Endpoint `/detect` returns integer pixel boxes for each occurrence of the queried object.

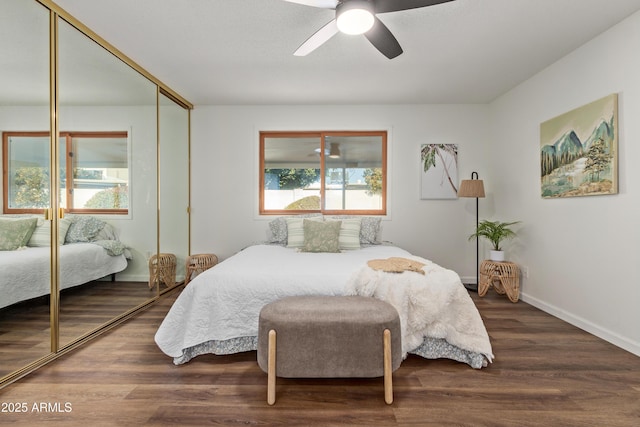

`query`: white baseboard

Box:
[460,275,476,285]
[521,292,640,357]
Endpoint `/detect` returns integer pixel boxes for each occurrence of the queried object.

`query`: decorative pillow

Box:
[0,217,38,250]
[269,214,323,245]
[302,219,342,253]
[65,215,107,243]
[338,218,361,250]
[359,217,382,244]
[285,216,324,248]
[267,217,288,244]
[94,223,119,241]
[332,216,382,245]
[28,218,72,247]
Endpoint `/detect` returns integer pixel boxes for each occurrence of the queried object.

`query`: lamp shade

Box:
[458,179,485,198]
[328,142,341,158]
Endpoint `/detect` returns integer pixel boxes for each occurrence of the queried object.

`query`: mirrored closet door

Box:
[159,92,190,292]
[0,0,53,380]
[56,17,160,348]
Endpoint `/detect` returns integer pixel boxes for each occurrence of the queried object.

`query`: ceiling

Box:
[43,0,640,105]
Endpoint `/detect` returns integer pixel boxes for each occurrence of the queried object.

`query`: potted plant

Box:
[469,220,520,261]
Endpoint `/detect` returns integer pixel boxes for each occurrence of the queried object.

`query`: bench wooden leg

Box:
[383,328,393,404]
[266,327,394,405]
[267,329,277,405]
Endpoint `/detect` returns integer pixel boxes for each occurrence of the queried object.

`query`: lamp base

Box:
[463,282,478,292]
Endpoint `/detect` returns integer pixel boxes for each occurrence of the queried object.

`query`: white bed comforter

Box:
[1,243,128,309]
[345,257,494,362]
[155,244,492,364]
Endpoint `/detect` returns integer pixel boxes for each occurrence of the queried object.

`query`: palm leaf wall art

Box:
[420,144,458,199]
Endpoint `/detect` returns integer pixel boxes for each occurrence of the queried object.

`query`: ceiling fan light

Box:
[336,1,375,35]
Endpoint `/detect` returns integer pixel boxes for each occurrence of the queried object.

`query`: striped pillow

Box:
[286,216,324,248]
[338,218,361,250]
[28,218,72,247]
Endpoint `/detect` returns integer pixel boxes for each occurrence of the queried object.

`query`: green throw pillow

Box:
[0,217,38,250]
[286,216,324,248]
[302,219,342,253]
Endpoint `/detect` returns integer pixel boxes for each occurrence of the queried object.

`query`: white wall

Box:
[190,104,490,280]
[488,11,640,355]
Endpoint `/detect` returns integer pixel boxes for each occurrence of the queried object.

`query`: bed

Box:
[155,240,494,369]
[0,214,129,310]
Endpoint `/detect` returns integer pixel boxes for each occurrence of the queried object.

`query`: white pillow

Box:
[338,218,361,250]
[332,216,382,245]
[286,216,323,248]
[28,218,72,247]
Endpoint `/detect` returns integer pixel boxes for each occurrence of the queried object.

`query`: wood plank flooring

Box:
[0,281,154,378]
[0,288,638,426]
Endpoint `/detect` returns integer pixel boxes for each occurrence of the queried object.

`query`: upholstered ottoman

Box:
[257,295,402,405]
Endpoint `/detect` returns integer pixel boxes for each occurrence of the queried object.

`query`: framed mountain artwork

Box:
[420,144,458,199]
[540,94,618,198]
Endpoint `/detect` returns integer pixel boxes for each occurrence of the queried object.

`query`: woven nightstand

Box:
[185,253,218,285]
[148,253,177,289]
[479,260,520,303]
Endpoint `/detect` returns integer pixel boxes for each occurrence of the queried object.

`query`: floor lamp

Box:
[458,172,485,292]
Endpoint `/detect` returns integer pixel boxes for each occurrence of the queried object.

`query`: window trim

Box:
[2,130,129,215]
[259,130,387,216]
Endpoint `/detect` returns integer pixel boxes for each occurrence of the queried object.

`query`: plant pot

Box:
[489,250,505,262]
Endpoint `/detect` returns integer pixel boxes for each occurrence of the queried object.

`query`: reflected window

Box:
[3,131,129,214]
[260,131,386,215]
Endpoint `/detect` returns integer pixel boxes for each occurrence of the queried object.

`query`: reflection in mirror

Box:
[0,0,52,380]
[159,93,189,291]
[57,17,158,348]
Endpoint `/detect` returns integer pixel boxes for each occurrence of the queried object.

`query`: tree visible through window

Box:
[259,131,386,215]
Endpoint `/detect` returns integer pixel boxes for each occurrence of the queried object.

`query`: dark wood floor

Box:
[0,281,155,378]
[0,288,638,426]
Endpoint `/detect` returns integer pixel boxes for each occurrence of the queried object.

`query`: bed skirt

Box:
[172,336,488,369]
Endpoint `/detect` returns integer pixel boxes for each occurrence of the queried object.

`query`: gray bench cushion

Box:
[257,295,402,378]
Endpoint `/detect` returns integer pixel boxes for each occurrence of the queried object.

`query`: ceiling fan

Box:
[284,0,456,59]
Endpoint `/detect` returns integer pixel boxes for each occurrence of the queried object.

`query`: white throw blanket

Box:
[345,256,494,363]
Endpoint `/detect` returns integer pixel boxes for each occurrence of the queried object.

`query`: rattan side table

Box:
[479,260,520,303]
[185,253,218,285]
[148,253,177,289]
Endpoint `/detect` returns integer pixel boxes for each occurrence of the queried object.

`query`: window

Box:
[260,131,386,215]
[3,131,129,214]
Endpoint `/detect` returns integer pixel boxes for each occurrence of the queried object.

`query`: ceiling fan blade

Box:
[364,17,403,59]
[294,19,339,56]
[373,0,456,14]
[283,0,338,9]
